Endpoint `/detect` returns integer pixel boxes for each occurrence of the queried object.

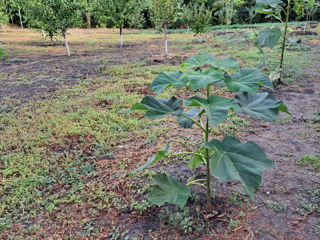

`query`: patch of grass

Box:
[0,47,9,60]
[265,200,287,212]
[297,155,320,170]
[159,207,199,234]
[230,192,249,206]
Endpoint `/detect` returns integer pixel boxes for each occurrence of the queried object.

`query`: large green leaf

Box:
[185,95,241,127]
[150,71,188,95]
[235,92,289,121]
[184,68,224,90]
[178,107,202,129]
[225,68,273,92]
[148,174,191,208]
[212,56,239,72]
[256,0,283,8]
[183,52,239,72]
[133,96,184,119]
[182,55,210,68]
[130,145,169,174]
[199,51,216,61]
[188,147,209,169]
[255,0,283,14]
[255,27,281,50]
[205,136,274,196]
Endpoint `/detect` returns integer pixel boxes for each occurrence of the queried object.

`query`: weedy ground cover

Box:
[0,23,319,239]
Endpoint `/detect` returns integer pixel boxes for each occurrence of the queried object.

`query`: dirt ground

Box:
[0,27,319,239]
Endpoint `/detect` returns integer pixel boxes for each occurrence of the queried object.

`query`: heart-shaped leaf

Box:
[205,136,274,197]
[184,68,224,90]
[178,107,202,129]
[148,174,191,208]
[199,51,217,61]
[226,68,273,92]
[150,71,188,95]
[131,144,169,174]
[255,27,281,50]
[182,55,210,68]
[134,96,184,119]
[212,56,239,72]
[235,92,289,121]
[183,52,239,72]
[185,95,241,127]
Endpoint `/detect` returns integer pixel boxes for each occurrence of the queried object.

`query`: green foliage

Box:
[255,0,292,83]
[205,136,274,197]
[148,174,191,208]
[132,52,289,208]
[298,155,320,170]
[96,0,141,29]
[0,47,8,60]
[0,0,9,26]
[181,4,193,30]
[293,0,307,19]
[190,2,211,39]
[293,0,320,20]
[265,200,287,211]
[25,0,84,39]
[151,0,180,28]
[254,27,282,52]
[159,207,195,233]
[214,0,244,26]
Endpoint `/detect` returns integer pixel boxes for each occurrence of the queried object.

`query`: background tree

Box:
[214,0,244,28]
[191,2,211,42]
[0,0,9,31]
[80,0,97,29]
[181,4,193,32]
[294,0,320,30]
[97,0,141,46]
[25,0,83,56]
[151,0,180,56]
[6,0,26,28]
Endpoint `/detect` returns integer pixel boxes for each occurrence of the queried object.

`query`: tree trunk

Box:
[18,9,23,29]
[304,15,308,31]
[86,13,91,29]
[120,27,123,46]
[41,30,46,39]
[62,31,70,57]
[164,24,168,57]
[1,24,5,32]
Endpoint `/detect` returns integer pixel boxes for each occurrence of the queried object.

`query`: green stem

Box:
[279,0,291,84]
[180,114,206,132]
[187,178,206,186]
[170,152,205,158]
[205,86,211,206]
[227,111,237,119]
[219,88,228,96]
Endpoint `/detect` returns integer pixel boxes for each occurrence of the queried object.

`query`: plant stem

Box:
[170,152,205,158]
[181,114,206,132]
[187,178,206,186]
[279,0,291,84]
[205,86,211,206]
